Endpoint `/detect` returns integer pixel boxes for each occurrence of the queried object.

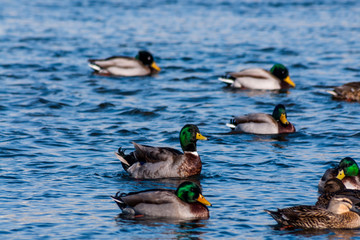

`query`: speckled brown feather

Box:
[266,205,360,229]
[330,82,360,102]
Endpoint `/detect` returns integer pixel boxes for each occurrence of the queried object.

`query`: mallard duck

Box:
[318,168,338,193]
[115,124,207,179]
[265,195,360,229]
[226,104,295,134]
[88,50,161,76]
[316,178,360,208]
[218,63,295,90]
[319,157,360,192]
[327,82,360,102]
[111,181,211,219]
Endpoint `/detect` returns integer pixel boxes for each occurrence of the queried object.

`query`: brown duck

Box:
[265,195,360,229]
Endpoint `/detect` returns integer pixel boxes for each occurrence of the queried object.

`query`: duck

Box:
[88,50,161,76]
[318,157,360,192]
[226,104,296,134]
[218,63,295,90]
[111,181,211,219]
[327,82,360,102]
[318,168,338,193]
[265,195,360,229]
[115,124,208,179]
[316,178,360,209]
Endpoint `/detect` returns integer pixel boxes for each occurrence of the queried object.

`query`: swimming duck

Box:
[316,178,360,208]
[115,124,207,179]
[327,82,360,102]
[319,157,360,192]
[218,63,295,90]
[111,181,211,219]
[265,196,360,229]
[88,50,161,76]
[226,104,296,134]
[318,168,338,193]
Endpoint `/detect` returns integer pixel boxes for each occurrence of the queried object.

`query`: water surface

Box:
[1,0,360,239]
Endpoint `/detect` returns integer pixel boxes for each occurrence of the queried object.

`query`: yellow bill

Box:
[284,76,296,87]
[151,62,161,72]
[280,113,290,125]
[336,170,346,180]
[196,133,208,140]
[197,193,212,206]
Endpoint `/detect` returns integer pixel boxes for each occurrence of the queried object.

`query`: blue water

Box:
[1,0,360,239]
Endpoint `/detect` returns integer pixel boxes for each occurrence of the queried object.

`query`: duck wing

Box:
[132,142,183,163]
[114,189,177,207]
[228,113,278,134]
[229,68,281,89]
[89,56,142,69]
[233,113,277,125]
[229,68,272,79]
[265,206,333,228]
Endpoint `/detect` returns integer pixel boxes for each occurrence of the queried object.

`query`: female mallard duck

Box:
[319,157,360,192]
[218,63,295,90]
[265,195,360,229]
[226,104,295,134]
[316,178,360,208]
[88,50,161,76]
[111,181,211,219]
[115,124,208,179]
[327,82,360,102]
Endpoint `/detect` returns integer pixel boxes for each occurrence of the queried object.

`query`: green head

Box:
[179,124,207,152]
[272,104,290,125]
[336,157,359,179]
[270,63,295,87]
[175,181,211,206]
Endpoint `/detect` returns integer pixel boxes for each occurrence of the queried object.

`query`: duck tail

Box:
[226,118,237,129]
[115,147,138,171]
[88,62,101,72]
[326,90,338,97]
[115,147,130,165]
[264,209,284,224]
[218,74,235,85]
[111,191,127,210]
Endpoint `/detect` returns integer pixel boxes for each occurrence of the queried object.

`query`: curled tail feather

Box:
[115,147,130,166]
[226,118,237,129]
[111,191,127,209]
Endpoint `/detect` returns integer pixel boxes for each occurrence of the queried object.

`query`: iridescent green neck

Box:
[179,124,198,152]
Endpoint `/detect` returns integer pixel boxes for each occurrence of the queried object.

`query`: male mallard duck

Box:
[115,124,207,179]
[218,63,295,90]
[265,196,360,229]
[88,50,161,76]
[316,178,360,208]
[327,82,360,102]
[226,104,295,134]
[319,157,360,192]
[111,181,211,219]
